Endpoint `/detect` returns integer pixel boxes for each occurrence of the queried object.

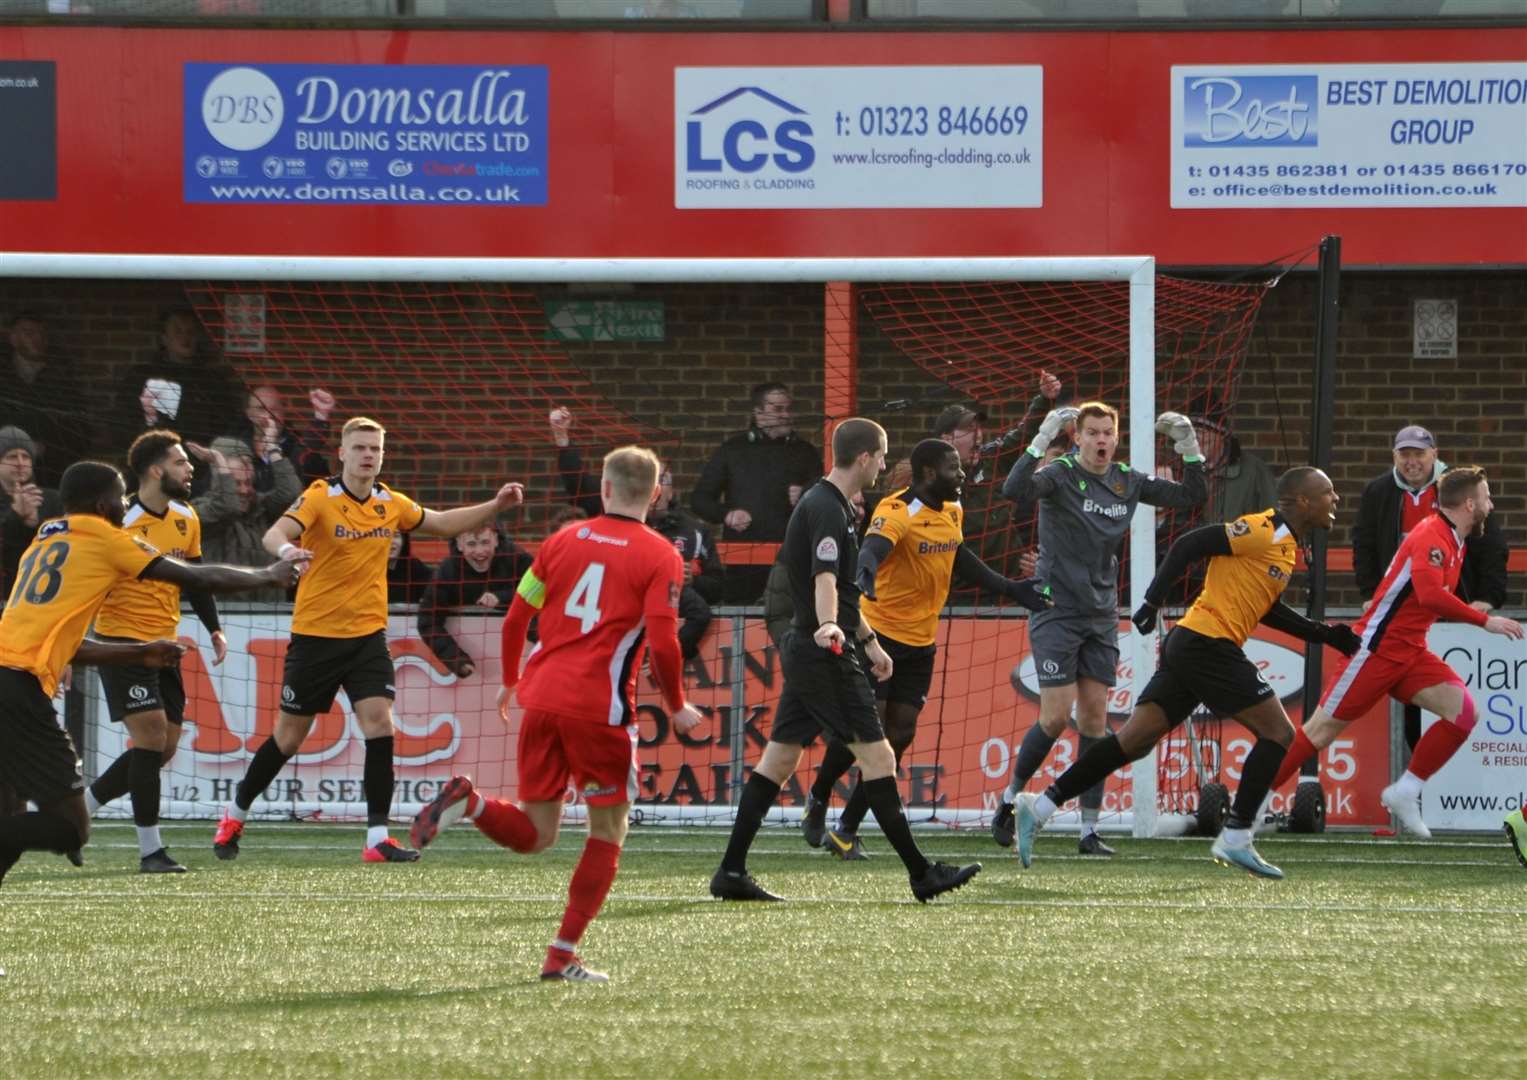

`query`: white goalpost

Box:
[0,252,1161,836]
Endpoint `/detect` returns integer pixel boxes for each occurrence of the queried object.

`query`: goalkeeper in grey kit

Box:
[990,401,1207,853]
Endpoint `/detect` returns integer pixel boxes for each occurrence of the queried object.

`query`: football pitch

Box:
[4,821,1524,1080]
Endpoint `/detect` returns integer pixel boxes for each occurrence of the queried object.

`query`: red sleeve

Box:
[500,594,536,688]
[645,613,687,714]
[1409,539,1489,627]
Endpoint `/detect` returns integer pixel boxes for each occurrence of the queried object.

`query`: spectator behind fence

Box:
[229,383,336,488]
[114,307,242,448]
[1194,415,1278,524]
[387,531,433,607]
[417,525,533,679]
[189,436,303,606]
[1353,424,1510,753]
[690,382,821,603]
[1,310,88,485]
[551,407,721,657]
[0,425,63,598]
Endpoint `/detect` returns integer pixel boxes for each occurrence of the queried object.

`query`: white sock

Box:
[228,802,248,823]
[84,788,100,815]
[366,824,390,848]
[1034,793,1058,823]
[1220,826,1252,846]
[137,824,163,857]
[1003,779,1021,803]
[1394,772,1424,799]
[1080,809,1099,837]
[463,793,483,821]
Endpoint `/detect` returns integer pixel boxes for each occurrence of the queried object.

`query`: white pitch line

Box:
[3,889,1525,917]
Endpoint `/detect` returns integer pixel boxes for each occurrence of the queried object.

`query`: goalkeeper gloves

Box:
[1155,411,1203,461]
[1324,623,1362,657]
[1029,406,1079,457]
[1131,601,1159,635]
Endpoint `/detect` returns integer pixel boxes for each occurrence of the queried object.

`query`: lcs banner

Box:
[1171,62,1527,209]
[0,61,56,201]
[674,66,1042,209]
[184,63,548,206]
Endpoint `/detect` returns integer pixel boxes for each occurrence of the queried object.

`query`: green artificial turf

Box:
[4,822,1524,1079]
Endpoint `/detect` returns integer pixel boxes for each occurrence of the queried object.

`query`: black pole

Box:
[1300,235,1341,780]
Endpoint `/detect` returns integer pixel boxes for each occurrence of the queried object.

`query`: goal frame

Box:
[0,252,1161,837]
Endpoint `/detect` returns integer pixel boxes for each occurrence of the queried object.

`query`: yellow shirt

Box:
[96,497,201,641]
[860,490,963,648]
[0,514,161,696]
[284,477,425,638]
[1177,509,1297,646]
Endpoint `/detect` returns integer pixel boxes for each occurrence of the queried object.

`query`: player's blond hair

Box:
[603,445,662,503]
[342,417,386,440]
[1075,401,1118,429]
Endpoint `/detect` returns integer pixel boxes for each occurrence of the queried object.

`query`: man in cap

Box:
[1352,424,1509,753]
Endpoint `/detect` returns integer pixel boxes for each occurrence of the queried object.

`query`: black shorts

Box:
[873,633,937,708]
[281,631,395,716]
[96,635,187,725]
[1137,625,1277,727]
[0,667,84,806]
[770,628,886,747]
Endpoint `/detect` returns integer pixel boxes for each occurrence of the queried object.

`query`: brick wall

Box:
[2,270,1520,607]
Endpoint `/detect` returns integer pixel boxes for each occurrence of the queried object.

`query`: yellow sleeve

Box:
[865,498,911,547]
[284,484,323,535]
[107,528,162,579]
[187,512,202,560]
[1225,513,1275,557]
[393,489,426,532]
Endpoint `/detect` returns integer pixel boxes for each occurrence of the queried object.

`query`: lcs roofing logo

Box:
[1182,74,1317,148]
[683,86,815,175]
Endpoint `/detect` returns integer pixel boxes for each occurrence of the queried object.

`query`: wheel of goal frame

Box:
[1288,778,1327,834]
[1196,782,1231,837]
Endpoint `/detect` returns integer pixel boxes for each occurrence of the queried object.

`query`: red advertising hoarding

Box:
[1,25,1523,267]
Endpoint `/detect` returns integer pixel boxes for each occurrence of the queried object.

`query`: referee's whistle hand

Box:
[1131,603,1158,635]
[813,623,845,651]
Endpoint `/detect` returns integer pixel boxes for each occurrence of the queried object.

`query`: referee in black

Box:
[709,418,981,903]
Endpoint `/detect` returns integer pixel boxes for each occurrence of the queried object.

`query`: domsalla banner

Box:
[80,611,1401,829]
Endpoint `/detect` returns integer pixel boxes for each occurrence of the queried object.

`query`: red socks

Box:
[473,797,538,853]
[1407,719,1468,781]
[1272,728,1318,790]
[548,837,621,962]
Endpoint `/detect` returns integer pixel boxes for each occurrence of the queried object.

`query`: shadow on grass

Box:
[193,979,550,1012]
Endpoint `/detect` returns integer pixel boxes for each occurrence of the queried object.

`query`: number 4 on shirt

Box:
[566,562,605,633]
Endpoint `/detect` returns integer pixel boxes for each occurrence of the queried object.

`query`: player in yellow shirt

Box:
[1012,467,1359,879]
[0,461,304,888]
[800,439,1050,859]
[213,416,524,863]
[85,431,230,874]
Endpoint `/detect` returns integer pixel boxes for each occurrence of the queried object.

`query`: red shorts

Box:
[1321,647,1463,722]
[516,708,638,807]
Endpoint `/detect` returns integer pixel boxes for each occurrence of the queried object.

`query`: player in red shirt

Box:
[1271,467,1523,836]
[410,446,702,984]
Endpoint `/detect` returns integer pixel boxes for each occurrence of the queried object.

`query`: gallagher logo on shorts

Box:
[1182,74,1317,148]
[128,684,150,702]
